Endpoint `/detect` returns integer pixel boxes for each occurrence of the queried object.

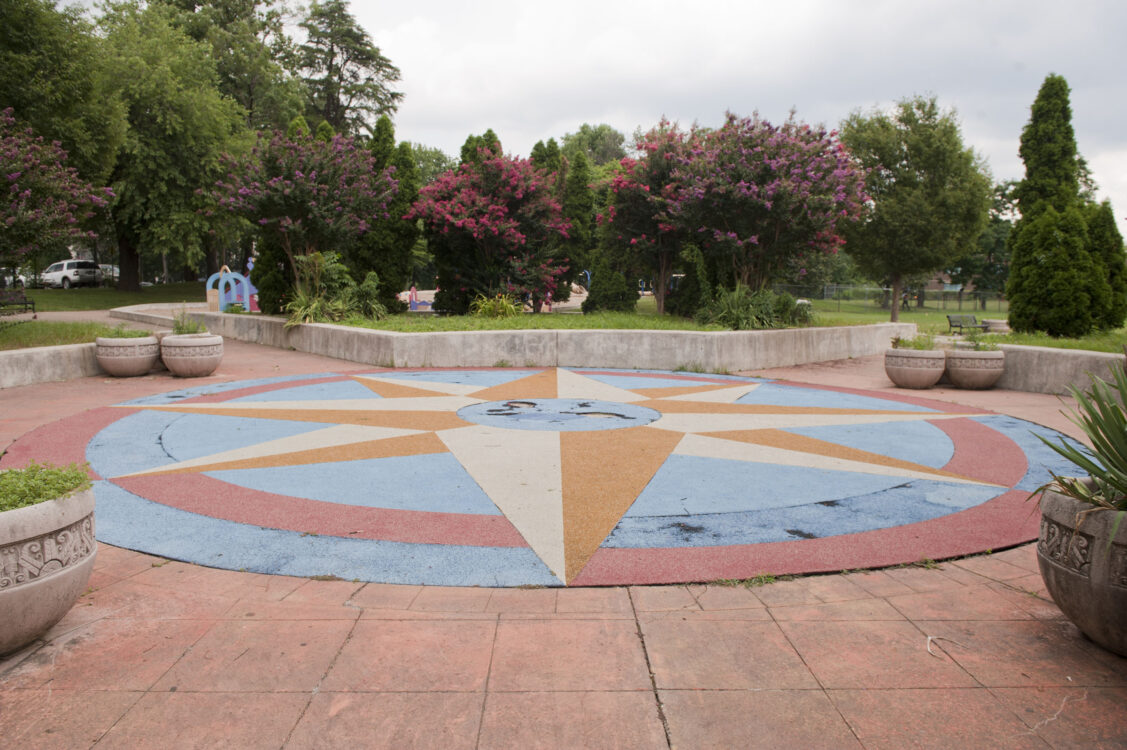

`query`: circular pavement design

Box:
[8,367,1080,587]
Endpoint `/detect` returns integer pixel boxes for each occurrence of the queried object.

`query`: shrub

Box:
[0,461,91,512]
[695,286,809,330]
[469,293,521,318]
[581,253,638,314]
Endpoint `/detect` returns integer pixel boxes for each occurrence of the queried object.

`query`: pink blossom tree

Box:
[1,108,111,274]
[599,121,689,315]
[210,129,398,277]
[670,112,868,291]
[408,149,570,314]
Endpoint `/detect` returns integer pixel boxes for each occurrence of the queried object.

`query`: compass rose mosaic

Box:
[15,367,1079,586]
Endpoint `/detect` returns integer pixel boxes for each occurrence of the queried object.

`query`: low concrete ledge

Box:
[116,305,915,372]
[0,343,100,388]
[996,344,1125,395]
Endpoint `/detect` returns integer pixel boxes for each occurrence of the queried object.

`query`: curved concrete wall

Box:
[123,307,916,373]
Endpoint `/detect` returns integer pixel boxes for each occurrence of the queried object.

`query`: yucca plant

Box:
[1035,365,1127,517]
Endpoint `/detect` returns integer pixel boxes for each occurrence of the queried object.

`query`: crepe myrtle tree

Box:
[407,150,571,314]
[209,128,398,283]
[600,121,688,315]
[1,108,111,270]
[670,112,868,292]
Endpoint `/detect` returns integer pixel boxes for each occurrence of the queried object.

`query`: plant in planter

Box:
[161,310,223,377]
[94,324,159,377]
[884,334,946,389]
[0,461,96,655]
[945,332,1005,390]
[1033,366,1127,656]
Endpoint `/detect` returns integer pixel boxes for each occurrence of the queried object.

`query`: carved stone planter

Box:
[1037,489,1127,656]
[0,488,96,655]
[94,335,160,377]
[884,348,946,389]
[160,333,224,377]
[945,349,1005,390]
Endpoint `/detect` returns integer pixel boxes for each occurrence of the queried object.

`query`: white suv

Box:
[42,260,103,288]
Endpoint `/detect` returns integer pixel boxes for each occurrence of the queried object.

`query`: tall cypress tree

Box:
[1007,74,1113,335]
[1085,200,1127,329]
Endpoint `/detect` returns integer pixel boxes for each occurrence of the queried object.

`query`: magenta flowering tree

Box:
[599,121,689,315]
[211,129,398,276]
[670,112,868,291]
[1,109,111,272]
[407,151,570,314]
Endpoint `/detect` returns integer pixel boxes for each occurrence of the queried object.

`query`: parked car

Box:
[1,271,27,289]
[99,264,119,284]
[41,260,102,288]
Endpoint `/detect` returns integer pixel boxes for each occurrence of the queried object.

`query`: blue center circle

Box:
[457,398,662,432]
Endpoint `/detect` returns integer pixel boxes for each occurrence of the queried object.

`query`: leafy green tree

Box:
[840,96,992,322]
[1007,74,1113,335]
[410,142,457,184]
[562,123,626,166]
[948,182,1015,308]
[101,1,250,291]
[0,0,125,184]
[157,0,305,132]
[298,0,402,135]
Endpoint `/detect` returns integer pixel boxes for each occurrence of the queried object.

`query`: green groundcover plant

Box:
[0,461,91,512]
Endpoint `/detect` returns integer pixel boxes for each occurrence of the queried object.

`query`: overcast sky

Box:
[354,0,1126,217]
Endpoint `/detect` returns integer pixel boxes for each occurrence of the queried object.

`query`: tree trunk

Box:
[116,223,142,292]
[890,273,903,323]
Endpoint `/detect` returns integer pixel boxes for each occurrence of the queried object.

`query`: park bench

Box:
[946,313,987,335]
[0,289,35,316]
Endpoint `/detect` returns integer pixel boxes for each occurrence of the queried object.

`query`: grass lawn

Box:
[0,321,151,351]
[22,282,206,312]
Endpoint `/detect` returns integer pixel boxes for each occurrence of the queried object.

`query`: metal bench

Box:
[946,314,988,335]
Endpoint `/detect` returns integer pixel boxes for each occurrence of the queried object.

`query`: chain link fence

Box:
[773,284,1008,315]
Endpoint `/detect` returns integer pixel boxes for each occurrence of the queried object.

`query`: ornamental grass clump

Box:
[1035,366,1127,515]
[0,461,91,512]
[469,293,521,318]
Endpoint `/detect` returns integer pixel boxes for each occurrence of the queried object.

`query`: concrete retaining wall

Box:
[0,343,100,388]
[129,307,915,373]
[996,344,1126,395]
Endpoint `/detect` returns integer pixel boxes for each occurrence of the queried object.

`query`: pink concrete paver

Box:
[2,322,1125,748]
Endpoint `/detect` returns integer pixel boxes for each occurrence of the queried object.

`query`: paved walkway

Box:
[2,319,1126,747]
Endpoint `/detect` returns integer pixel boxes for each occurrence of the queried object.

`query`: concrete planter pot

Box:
[94,335,160,377]
[884,348,946,389]
[161,333,224,377]
[0,488,97,655]
[1037,489,1127,657]
[945,349,1005,390]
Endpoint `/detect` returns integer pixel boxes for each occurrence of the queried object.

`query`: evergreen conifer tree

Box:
[1007,74,1113,335]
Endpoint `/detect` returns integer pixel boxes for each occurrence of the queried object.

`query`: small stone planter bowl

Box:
[0,487,97,655]
[945,349,1005,389]
[884,348,946,389]
[94,335,160,377]
[160,333,224,377]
